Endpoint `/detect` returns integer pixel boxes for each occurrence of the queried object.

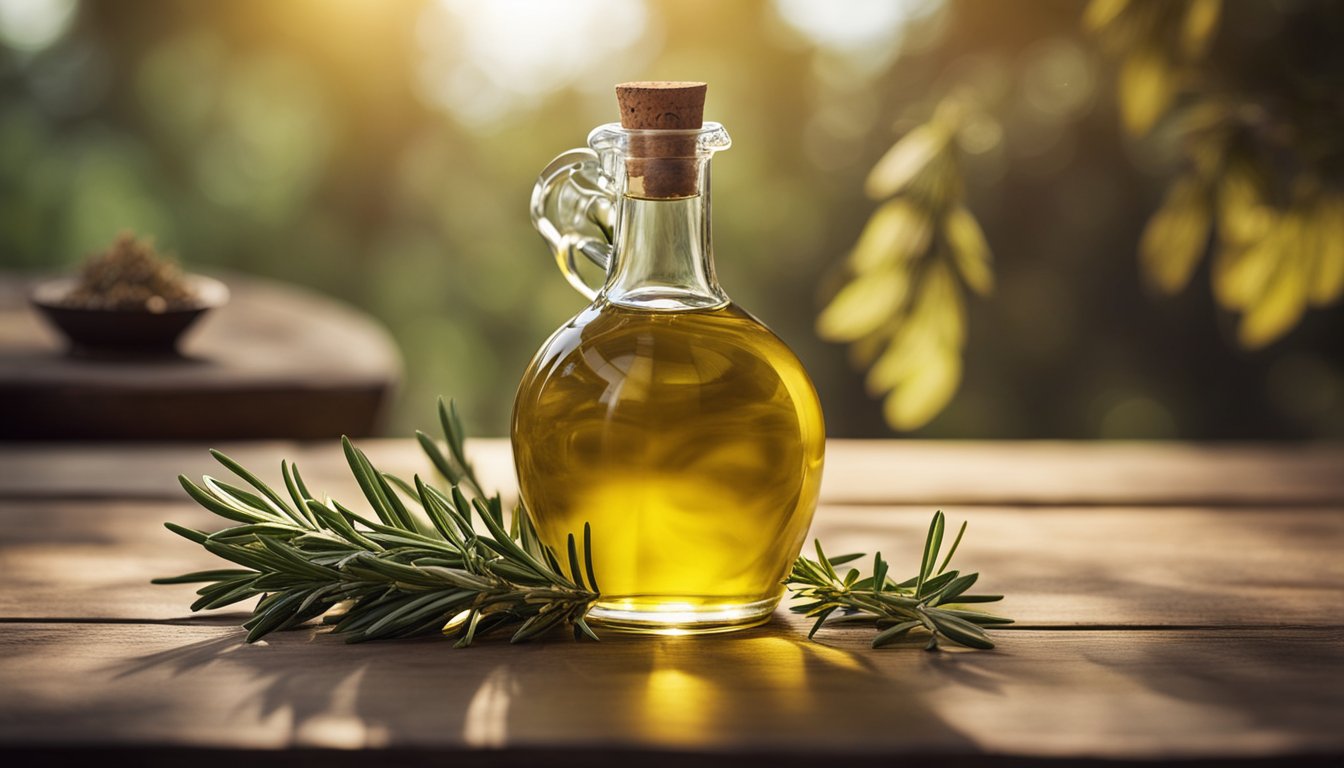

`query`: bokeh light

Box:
[416,0,651,129]
[1021,38,1096,121]
[0,0,76,53]
[773,0,941,52]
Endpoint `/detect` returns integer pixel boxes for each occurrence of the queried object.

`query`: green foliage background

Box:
[2,0,1341,439]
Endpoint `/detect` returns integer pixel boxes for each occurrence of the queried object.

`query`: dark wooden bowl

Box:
[30,275,229,354]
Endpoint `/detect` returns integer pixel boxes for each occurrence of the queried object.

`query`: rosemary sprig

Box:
[785,510,1012,650]
[154,398,599,645]
[158,398,1009,650]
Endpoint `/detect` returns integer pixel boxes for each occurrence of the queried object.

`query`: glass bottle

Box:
[513,82,825,633]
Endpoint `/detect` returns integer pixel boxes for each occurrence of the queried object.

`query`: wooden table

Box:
[2,440,1342,766]
[0,274,400,439]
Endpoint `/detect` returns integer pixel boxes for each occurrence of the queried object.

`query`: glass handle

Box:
[530,149,616,301]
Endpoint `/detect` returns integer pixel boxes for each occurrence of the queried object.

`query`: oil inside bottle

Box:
[512,301,825,632]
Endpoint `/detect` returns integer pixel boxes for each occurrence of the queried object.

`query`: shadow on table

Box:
[107,615,984,755]
[1082,627,1344,743]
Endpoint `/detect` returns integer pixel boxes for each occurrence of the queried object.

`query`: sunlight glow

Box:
[640,667,716,742]
[0,0,76,52]
[773,0,941,50]
[416,0,649,129]
[463,667,516,747]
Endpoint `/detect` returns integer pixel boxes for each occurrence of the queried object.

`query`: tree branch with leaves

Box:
[1089,0,1344,348]
[821,0,1343,431]
[817,95,993,431]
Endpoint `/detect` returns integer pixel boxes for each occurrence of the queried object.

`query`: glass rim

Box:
[587,121,732,155]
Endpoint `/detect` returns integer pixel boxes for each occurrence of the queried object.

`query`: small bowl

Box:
[30,274,229,354]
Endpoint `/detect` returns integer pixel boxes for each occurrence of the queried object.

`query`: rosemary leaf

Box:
[784,511,1011,651]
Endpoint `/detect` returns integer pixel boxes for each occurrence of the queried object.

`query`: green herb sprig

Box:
[158,398,1009,650]
[155,399,599,645]
[787,512,1012,650]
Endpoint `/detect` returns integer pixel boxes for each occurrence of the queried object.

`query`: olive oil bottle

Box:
[514,82,825,633]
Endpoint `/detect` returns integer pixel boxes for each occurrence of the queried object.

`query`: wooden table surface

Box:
[2,439,1342,767]
[0,274,400,439]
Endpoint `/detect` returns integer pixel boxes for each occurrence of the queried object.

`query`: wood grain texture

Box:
[0,274,400,439]
[2,439,1342,765]
[3,438,1342,505]
[1,622,1340,763]
[818,440,1344,506]
[2,499,1341,627]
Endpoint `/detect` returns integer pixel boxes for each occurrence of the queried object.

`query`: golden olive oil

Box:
[512,301,825,632]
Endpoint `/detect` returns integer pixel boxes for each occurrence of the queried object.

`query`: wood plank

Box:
[0,622,1339,763]
[0,499,243,623]
[0,440,498,502]
[3,439,1343,506]
[819,440,1344,506]
[4,499,1341,627]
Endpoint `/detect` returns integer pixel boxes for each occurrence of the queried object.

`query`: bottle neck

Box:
[600,163,728,311]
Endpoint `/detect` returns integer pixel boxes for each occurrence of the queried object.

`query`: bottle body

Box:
[519,102,825,632]
[512,301,824,632]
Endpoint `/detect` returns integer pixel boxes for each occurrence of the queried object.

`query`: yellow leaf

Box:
[864,124,948,200]
[865,320,940,395]
[1118,48,1174,137]
[944,206,994,296]
[913,260,966,347]
[850,199,932,271]
[882,348,962,431]
[816,268,908,343]
[1139,175,1210,294]
[1238,217,1307,349]
[1083,0,1130,33]
[862,261,965,397]
[1308,195,1344,306]
[1181,0,1222,59]
[1213,234,1277,311]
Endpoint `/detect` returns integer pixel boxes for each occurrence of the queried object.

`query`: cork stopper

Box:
[616,81,706,129]
[615,81,707,199]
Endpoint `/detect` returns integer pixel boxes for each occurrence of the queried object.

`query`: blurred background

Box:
[1,0,1341,440]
